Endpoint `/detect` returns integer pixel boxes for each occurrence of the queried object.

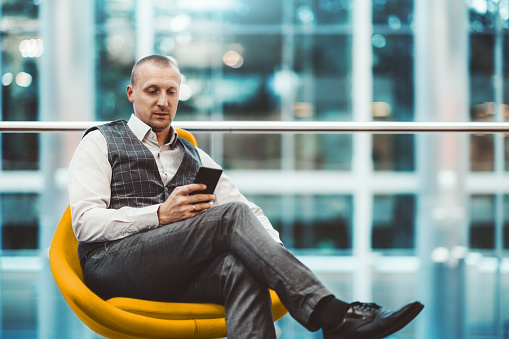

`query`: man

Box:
[68,54,423,338]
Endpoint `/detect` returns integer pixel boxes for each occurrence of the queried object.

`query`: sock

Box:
[309,295,350,332]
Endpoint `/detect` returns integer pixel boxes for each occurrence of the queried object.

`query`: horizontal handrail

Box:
[1,121,509,133]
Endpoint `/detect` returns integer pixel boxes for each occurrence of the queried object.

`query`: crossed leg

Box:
[81,201,331,335]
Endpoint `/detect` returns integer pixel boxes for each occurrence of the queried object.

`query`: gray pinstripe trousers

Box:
[79,201,331,338]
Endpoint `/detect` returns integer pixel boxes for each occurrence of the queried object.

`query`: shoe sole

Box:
[375,302,424,339]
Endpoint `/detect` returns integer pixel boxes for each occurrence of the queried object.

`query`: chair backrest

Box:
[175,128,198,147]
[51,206,83,279]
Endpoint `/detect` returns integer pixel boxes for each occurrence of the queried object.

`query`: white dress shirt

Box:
[68,115,281,244]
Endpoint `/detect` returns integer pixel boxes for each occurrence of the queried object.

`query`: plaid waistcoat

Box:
[85,120,201,209]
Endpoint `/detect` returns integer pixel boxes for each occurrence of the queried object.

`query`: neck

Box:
[154,129,170,146]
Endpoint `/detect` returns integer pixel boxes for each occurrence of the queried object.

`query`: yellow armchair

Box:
[49,128,288,338]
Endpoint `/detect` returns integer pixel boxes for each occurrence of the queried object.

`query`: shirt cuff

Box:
[135,204,160,230]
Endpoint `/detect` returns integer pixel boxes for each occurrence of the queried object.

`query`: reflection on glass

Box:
[372,194,415,250]
[469,194,495,250]
[2,1,38,18]
[471,134,494,171]
[292,194,352,251]
[373,0,413,26]
[295,134,352,170]
[244,194,282,229]
[505,195,509,249]
[2,34,40,170]
[95,33,135,121]
[95,1,135,121]
[245,194,352,252]
[1,134,40,171]
[223,134,281,169]
[372,134,414,171]
[468,44,496,170]
[294,0,351,25]
[295,35,352,121]
[1,193,39,250]
[372,35,414,121]
[222,35,282,120]
[468,0,499,32]
[223,0,283,25]
[372,33,415,172]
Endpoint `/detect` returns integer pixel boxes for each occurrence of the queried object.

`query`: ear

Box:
[126,85,134,103]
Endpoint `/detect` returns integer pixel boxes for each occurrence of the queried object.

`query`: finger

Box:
[187,183,207,194]
[189,194,215,204]
[190,201,214,214]
[175,184,207,195]
[196,201,214,211]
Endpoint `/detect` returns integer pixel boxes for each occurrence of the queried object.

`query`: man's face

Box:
[126,62,181,133]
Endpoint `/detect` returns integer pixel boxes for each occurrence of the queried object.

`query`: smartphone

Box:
[190,167,223,195]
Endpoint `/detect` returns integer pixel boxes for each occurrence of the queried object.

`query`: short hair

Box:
[130,55,179,86]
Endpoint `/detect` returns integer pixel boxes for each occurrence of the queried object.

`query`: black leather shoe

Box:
[323,301,424,339]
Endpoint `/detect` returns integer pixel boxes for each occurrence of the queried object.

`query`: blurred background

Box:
[1,0,509,338]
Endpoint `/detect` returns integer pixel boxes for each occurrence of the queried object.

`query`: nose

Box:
[157,92,168,107]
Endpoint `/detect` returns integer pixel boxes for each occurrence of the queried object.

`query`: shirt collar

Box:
[127,114,178,148]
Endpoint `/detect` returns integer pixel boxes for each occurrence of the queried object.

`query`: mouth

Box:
[153,112,169,117]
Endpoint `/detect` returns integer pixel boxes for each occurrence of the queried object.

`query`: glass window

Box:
[160,37,219,120]
[223,0,283,25]
[1,134,39,171]
[1,3,41,170]
[467,3,509,173]
[95,0,135,121]
[372,194,416,250]
[372,35,414,122]
[372,134,414,171]
[243,194,283,230]
[223,134,281,170]
[95,33,134,121]
[293,32,353,170]
[504,194,509,249]
[372,4,415,172]
[469,194,495,250]
[294,0,351,26]
[295,134,352,170]
[503,33,509,170]
[1,193,39,250]
[292,194,352,252]
[246,194,352,252]
[294,34,352,121]
[373,0,413,27]
[222,35,283,120]
[469,33,495,172]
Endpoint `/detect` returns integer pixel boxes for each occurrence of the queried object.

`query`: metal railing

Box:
[1,121,509,133]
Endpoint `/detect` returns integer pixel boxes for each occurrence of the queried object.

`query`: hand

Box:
[157,184,215,225]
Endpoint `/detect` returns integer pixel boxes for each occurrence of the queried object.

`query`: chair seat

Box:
[107,289,285,321]
[107,298,226,321]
